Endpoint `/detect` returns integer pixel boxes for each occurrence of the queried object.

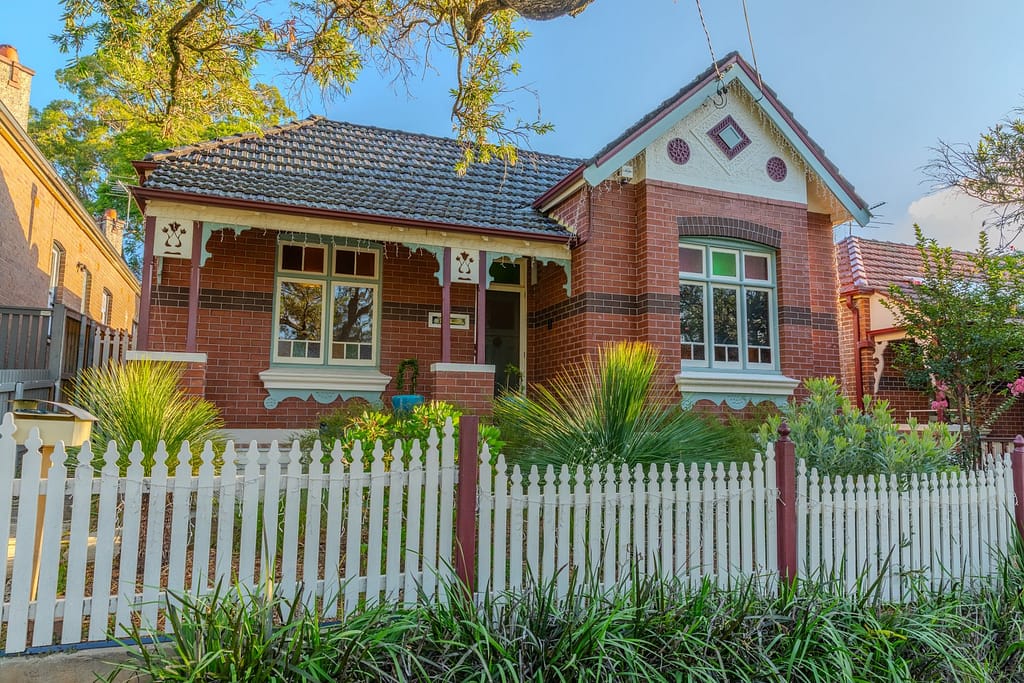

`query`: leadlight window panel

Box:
[334,248,377,279]
[280,244,326,274]
[330,284,376,363]
[744,253,770,282]
[275,279,325,362]
[679,246,704,275]
[679,283,707,361]
[711,250,738,278]
[712,286,741,364]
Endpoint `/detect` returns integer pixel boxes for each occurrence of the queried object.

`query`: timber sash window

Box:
[273,240,380,366]
[679,241,777,370]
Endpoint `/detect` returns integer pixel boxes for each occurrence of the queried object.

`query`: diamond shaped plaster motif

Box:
[707,115,751,160]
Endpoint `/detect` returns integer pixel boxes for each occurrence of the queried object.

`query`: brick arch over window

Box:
[677,217,781,249]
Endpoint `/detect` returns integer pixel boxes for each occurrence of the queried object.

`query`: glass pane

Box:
[744,254,769,281]
[679,283,706,361]
[303,247,324,273]
[332,285,375,360]
[679,246,704,274]
[489,261,521,285]
[713,287,739,363]
[335,249,356,276]
[746,289,772,364]
[277,282,323,355]
[281,245,303,271]
[356,252,376,277]
[711,251,737,277]
[719,125,742,148]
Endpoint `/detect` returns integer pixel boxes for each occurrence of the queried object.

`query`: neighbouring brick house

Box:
[130,52,872,439]
[0,45,138,329]
[836,236,1024,437]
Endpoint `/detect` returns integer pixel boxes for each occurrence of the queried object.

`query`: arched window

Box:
[48,242,65,307]
[79,266,91,315]
[679,239,778,371]
[101,289,113,326]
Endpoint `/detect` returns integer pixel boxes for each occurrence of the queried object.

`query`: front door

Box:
[485,289,522,394]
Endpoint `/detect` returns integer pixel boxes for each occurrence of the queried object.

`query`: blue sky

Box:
[7,1,1024,248]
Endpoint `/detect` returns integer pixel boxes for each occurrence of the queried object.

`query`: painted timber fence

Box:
[0,305,133,413]
[0,414,1022,654]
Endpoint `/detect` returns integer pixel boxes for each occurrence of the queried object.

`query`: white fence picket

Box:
[0,410,1021,655]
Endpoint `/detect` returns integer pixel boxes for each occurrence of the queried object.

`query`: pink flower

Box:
[1008,377,1024,397]
[934,381,949,393]
[930,399,948,411]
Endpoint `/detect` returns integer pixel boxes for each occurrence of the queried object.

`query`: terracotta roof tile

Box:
[836,236,975,293]
[142,117,583,236]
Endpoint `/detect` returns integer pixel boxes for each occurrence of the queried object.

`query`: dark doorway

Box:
[485,289,521,394]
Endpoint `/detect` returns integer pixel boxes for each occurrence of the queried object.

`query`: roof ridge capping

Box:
[144,115,326,161]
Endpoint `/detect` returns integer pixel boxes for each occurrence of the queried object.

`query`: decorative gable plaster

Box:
[643,94,806,204]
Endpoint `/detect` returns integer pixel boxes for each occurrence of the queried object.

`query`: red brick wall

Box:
[537,179,844,404]
[432,366,495,416]
[145,231,489,429]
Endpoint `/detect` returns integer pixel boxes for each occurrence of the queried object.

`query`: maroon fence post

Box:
[455,415,479,596]
[775,421,798,586]
[1011,435,1024,540]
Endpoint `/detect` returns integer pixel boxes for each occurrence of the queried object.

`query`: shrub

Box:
[299,400,505,456]
[756,377,957,476]
[69,360,224,470]
[494,341,728,468]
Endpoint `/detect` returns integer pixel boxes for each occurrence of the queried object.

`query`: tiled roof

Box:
[142,117,583,237]
[836,236,975,293]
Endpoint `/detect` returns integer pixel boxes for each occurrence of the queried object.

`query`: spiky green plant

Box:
[494,341,728,468]
[70,359,224,469]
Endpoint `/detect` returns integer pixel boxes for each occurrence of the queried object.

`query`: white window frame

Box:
[101,289,112,326]
[679,241,778,372]
[272,240,381,367]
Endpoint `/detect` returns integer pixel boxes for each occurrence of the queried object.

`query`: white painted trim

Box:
[431,363,496,374]
[145,199,572,261]
[126,351,208,364]
[536,178,586,214]
[259,366,391,393]
[675,370,799,396]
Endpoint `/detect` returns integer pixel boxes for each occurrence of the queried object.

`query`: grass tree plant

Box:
[494,341,727,468]
[69,359,224,470]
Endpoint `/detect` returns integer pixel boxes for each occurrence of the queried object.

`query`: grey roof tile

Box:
[143,117,582,237]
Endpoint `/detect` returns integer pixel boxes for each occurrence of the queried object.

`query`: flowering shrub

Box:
[757,378,957,477]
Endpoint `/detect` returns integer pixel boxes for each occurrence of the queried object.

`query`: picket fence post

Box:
[1011,435,1024,539]
[455,416,479,595]
[775,422,798,586]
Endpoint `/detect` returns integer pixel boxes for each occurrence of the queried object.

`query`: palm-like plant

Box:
[70,359,224,469]
[494,341,727,467]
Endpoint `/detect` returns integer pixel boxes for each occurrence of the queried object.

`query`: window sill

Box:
[259,366,391,409]
[675,370,799,409]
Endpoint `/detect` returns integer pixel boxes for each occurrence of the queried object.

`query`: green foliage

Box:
[757,377,956,477]
[494,341,728,468]
[884,226,1024,465]
[109,568,1003,682]
[395,358,420,394]
[299,400,505,456]
[69,360,224,470]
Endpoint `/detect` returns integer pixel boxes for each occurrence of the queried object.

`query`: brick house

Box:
[0,45,138,329]
[836,236,1024,437]
[130,53,871,440]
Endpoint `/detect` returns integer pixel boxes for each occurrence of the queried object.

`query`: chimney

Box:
[0,45,34,131]
[100,208,124,256]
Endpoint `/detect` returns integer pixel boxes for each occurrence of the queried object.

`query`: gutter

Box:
[843,293,874,409]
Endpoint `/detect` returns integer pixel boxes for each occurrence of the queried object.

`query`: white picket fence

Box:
[797,455,1016,601]
[91,327,133,367]
[0,411,1019,654]
[478,456,779,598]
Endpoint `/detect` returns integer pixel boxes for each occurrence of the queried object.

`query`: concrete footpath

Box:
[0,647,142,682]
